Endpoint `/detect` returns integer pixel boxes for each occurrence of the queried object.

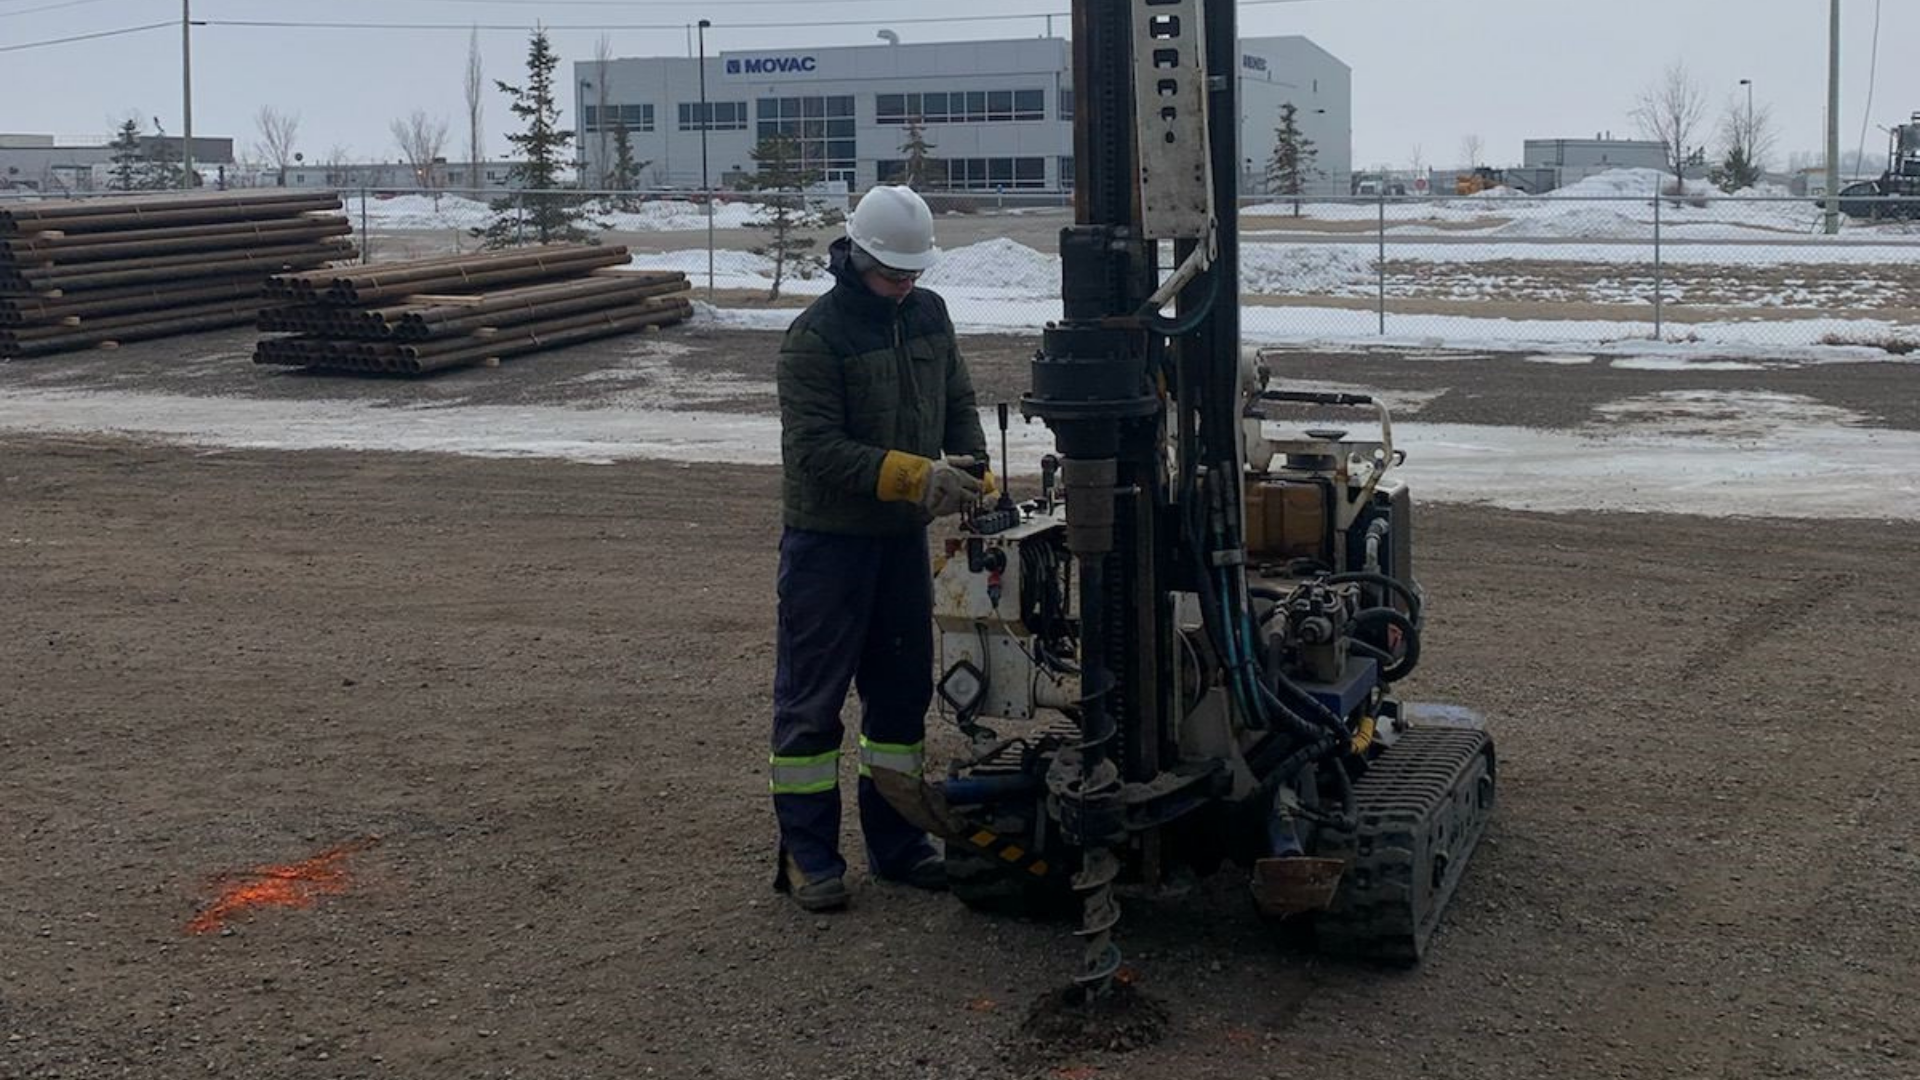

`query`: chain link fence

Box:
[12,183,1916,354]
[346,184,1917,354]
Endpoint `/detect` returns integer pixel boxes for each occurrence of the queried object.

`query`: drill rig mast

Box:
[877,0,1495,990]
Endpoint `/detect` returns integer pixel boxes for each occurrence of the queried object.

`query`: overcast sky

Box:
[2,0,1914,172]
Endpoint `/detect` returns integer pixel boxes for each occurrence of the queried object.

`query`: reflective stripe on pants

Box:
[769,749,840,795]
[857,735,924,779]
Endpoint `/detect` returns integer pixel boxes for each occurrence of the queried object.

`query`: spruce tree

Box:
[737,134,843,301]
[108,120,146,192]
[1712,146,1761,194]
[900,117,944,189]
[475,29,594,248]
[1266,102,1321,217]
[141,131,185,191]
[608,119,648,212]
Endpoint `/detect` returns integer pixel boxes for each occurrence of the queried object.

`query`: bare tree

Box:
[1632,61,1709,187]
[391,110,451,202]
[1459,134,1485,169]
[1712,96,1777,192]
[1408,143,1426,192]
[590,34,612,191]
[253,106,301,187]
[465,26,485,197]
[321,144,354,188]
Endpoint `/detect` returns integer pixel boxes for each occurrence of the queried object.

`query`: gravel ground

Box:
[3,321,1919,1077]
[3,424,1917,1079]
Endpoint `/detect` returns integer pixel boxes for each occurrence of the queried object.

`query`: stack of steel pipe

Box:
[254,245,693,375]
[0,190,354,358]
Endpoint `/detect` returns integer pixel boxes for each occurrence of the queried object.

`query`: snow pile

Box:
[922,238,1057,296]
[1241,244,1375,296]
[1546,168,1684,199]
[358,194,494,230]
[619,249,835,296]
[623,238,1062,301]
[1243,168,1847,241]
[592,199,759,231]
[360,194,763,232]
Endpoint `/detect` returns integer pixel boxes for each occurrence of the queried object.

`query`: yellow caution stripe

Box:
[962,824,1052,878]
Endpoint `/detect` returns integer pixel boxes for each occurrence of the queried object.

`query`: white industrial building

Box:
[575,35,1350,196]
[1522,138,1670,187]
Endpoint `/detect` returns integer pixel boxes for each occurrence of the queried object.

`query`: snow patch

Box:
[1609,357,1767,372]
[3,386,1916,520]
[1593,390,1862,438]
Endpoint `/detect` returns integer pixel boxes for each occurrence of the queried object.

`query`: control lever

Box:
[995,402,1015,511]
[1259,390,1376,407]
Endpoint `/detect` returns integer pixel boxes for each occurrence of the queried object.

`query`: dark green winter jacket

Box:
[779,237,989,536]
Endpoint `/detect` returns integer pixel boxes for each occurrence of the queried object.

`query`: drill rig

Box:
[1838,113,1920,221]
[875,0,1495,985]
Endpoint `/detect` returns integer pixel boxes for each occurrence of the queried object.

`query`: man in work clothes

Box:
[770,185,992,912]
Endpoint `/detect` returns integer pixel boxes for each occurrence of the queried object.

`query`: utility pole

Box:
[181,0,194,189]
[698,18,713,299]
[1825,0,1841,234]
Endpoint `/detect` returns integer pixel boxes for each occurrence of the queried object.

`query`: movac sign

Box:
[725,55,819,76]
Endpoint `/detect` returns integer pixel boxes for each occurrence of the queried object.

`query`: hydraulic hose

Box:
[1141,265,1220,338]
[1350,606,1421,682]
[1323,571,1424,623]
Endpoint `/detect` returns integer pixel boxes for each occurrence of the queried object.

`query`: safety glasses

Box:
[873,265,922,283]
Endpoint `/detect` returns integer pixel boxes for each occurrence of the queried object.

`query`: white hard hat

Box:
[847,185,939,271]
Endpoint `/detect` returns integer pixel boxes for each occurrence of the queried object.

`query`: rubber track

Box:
[1314,725,1496,963]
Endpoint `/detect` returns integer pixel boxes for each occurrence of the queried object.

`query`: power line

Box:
[0,19,169,51]
[0,0,127,17]
[296,0,952,5]
[200,13,1066,33]
[1854,0,1882,173]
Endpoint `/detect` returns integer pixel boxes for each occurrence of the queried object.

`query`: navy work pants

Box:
[770,526,938,883]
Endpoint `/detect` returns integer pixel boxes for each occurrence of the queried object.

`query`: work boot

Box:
[900,854,948,892]
[776,853,849,913]
[791,874,850,912]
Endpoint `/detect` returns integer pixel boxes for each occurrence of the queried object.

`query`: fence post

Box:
[1652,194,1663,340]
[705,180,716,302]
[1377,185,1387,336]
[359,185,370,265]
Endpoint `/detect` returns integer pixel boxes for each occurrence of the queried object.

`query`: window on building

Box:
[755,95,857,182]
[678,101,747,131]
[1058,88,1074,122]
[876,88,1047,125]
[1058,156,1075,189]
[583,103,655,133]
[876,156,1048,191]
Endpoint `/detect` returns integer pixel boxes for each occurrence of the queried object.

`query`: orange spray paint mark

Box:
[185,837,379,935]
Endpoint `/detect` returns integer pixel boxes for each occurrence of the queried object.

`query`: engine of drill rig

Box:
[925,361,1425,888]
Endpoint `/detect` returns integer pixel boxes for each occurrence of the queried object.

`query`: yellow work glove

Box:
[981,469,998,498]
[876,451,981,518]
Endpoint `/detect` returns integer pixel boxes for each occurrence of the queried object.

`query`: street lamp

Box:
[579,78,594,190]
[1739,78,1754,157]
[698,18,713,299]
